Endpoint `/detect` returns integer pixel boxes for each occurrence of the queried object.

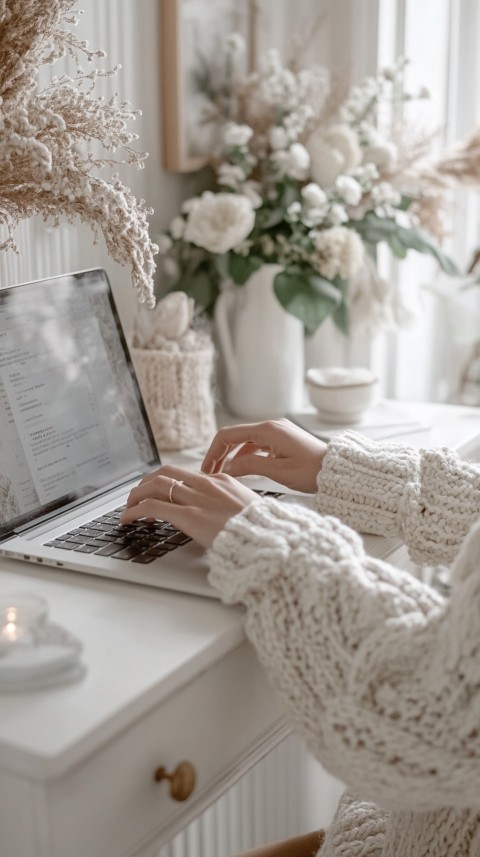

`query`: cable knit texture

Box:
[207,434,480,856]
[314,431,480,564]
[131,344,216,450]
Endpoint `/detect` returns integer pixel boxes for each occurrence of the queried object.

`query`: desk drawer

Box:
[46,642,284,857]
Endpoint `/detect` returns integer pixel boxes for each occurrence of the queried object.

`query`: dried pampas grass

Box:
[0,0,157,305]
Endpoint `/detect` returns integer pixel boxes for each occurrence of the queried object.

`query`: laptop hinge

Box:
[11,471,147,537]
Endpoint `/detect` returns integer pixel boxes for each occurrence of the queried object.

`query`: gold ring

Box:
[168,479,184,504]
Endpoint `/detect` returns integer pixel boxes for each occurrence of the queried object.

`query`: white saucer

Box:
[0,622,85,692]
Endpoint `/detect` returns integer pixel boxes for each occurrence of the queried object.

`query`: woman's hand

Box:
[201,418,327,493]
[120,465,257,548]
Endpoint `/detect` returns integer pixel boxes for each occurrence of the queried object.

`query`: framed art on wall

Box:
[160,0,257,172]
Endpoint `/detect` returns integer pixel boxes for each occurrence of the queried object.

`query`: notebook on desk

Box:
[0,269,297,598]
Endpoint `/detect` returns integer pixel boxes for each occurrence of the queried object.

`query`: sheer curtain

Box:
[305,0,480,404]
[371,0,480,403]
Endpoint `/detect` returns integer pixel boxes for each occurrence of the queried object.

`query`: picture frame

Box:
[160,0,258,172]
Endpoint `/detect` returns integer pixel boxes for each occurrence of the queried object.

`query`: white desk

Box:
[1,401,480,857]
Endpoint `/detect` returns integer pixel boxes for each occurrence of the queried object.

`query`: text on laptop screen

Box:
[0,270,158,535]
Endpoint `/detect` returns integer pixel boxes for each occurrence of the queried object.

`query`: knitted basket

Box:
[131,341,217,451]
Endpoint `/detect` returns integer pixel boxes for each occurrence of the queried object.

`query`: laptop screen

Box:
[0,269,159,537]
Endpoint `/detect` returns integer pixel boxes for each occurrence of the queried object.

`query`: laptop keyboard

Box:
[44,507,192,565]
[43,491,283,564]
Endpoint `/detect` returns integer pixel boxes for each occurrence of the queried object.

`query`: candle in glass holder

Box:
[0,594,48,652]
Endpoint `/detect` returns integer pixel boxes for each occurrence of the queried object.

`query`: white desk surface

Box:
[1,399,480,782]
[0,564,244,779]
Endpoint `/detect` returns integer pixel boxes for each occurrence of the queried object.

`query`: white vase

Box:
[214,264,305,419]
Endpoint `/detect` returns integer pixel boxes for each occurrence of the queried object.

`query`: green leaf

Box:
[398,195,414,211]
[351,212,460,275]
[350,212,399,244]
[213,253,230,279]
[273,269,342,335]
[228,253,264,285]
[388,235,408,259]
[394,225,460,275]
[255,206,284,229]
[170,272,217,313]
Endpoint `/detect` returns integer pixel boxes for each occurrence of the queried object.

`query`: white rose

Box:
[184,192,255,254]
[223,122,253,148]
[170,216,186,240]
[307,124,361,187]
[301,182,328,208]
[335,175,363,206]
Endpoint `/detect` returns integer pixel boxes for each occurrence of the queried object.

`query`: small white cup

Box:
[306,366,378,424]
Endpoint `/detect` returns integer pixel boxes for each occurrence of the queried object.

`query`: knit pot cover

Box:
[131,344,217,451]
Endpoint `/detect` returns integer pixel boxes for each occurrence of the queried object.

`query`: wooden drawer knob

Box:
[154,761,196,801]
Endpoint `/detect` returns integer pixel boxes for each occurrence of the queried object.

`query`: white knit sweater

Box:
[207,432,480,856]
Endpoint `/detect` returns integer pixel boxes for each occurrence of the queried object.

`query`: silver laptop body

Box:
[0,269,215,597]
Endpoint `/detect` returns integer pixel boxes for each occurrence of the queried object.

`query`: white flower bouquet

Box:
[157,40,471,336]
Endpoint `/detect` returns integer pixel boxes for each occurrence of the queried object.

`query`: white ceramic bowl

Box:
[306,366,378,424]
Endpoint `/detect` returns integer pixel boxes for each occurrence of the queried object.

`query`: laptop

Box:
[0,269,295,598]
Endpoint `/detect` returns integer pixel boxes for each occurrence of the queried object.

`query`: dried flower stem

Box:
[0,0,157,305]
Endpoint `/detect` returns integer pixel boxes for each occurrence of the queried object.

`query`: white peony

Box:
[184,192,255,254]
[335,175,363,206]
[307,124,362,187]
[223,122,253,148]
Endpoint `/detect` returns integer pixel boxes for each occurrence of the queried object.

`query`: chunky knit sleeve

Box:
[314,431,480,564]
[208,499,480,814]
